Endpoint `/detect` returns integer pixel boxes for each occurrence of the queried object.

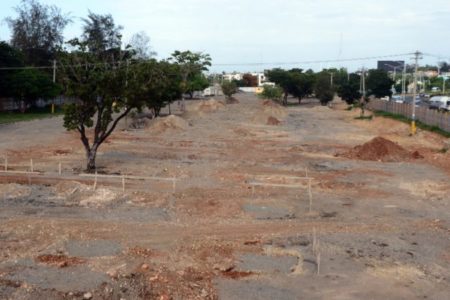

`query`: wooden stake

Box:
[4,155,7,171]
[316,251,321,276]
[312,227,317,255]
[93,171,98,190]
[30,159,33,172]
[308,178,313,213]
[58,162,62,175]
[172,178,176,193]
[305,167,308,178]
[122,175,125,193]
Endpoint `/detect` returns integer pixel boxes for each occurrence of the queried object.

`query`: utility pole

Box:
[411,51,422,135]
[402,62,406,102]
[360,68,366,116]
[52,60,56,114]
[330,72,334,87]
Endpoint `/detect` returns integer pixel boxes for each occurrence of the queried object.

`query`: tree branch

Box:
[98,107,132,145]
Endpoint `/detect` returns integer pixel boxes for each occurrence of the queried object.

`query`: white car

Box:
[429,96,450,111]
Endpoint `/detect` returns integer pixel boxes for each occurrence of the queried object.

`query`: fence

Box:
[367,99,450,133]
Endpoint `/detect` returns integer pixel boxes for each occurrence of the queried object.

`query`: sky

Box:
[1,0,450,73]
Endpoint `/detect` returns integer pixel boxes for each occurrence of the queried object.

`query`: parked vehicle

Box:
[391,95,403,103]
[429,96,450,111]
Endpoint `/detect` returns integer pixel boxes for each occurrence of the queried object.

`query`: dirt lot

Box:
[0,94,449,299]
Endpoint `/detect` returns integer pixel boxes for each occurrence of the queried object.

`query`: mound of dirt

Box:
[252,100,287,125]
[267,116,281,126]
[342,137,423,162]
[147,115,188,132]
[191,99,226,113]
[261,100,287,118]
[226,97,240,104]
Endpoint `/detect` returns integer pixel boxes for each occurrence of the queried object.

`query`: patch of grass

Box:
[438,147,448,154]
[374,110,450,138]
[0,106,63,125]
[354,115,373,120]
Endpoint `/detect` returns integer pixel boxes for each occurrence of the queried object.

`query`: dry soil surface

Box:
[0,95,449,299]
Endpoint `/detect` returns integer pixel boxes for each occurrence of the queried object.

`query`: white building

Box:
[222,72,270,87]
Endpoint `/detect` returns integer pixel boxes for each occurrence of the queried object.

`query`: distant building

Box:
[222,72,270,87]
[377,61,405,72]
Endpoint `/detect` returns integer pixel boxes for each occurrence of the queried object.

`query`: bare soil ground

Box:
[0,94,449,299]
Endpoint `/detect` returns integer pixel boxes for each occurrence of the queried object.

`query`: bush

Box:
[259,85,283,104]
[221,80,237,100]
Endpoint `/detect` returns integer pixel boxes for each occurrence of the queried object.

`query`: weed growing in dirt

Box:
[354,115,373,120]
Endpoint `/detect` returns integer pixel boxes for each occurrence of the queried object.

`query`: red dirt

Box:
[342,137,423,162]
[36,254,85,268]
[267,116,281,126]
[220,270,254,279]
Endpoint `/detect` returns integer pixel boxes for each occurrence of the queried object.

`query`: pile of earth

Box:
[147,115,189,133]
[267,116,281,126]
[262,100,287,118]
[253,100,287,124]
[192,99,226,113]
[340,137,423,162]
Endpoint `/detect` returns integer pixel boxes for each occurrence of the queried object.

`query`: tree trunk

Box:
[86,147,98,173]
[283,93,288,106]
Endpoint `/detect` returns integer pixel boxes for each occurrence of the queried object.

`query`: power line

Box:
[212,52,414,66]
[0,52,415,71]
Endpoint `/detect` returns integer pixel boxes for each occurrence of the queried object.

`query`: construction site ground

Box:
[0,94,449,299]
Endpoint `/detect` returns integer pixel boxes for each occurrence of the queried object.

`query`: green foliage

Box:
[259,85,283,104]
[0,106,63,125]
[58,36,185,171]
[0,41,24,97]
[170,50,211,96]
[221,80,238,99]
[9,69,60,108]
[185,73,209,98]
[354,115,373,120]
[6,0,71,65]
[266,68,315,105]
[366,69,394,98]
[337,73,361,105]
[314,72,334,105]
[81,11,123,54]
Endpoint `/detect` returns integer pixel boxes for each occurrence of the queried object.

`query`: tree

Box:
[266,68,315,105]
[81,11,123,54]
[129,31,156,60]
[315,72,335,106]
[6,0,71,65]
[221,80,238,101]
[438,61,450,73]
[59,37,133,172]
[366,69,394,98]
[0,41,24,98]
[185,73,209,98]
[337,73,361,105]
[289,71,315,103]
[242,73,258,87]
[259,85,283,104]
[169,50,211,110]
[266,68,291,105]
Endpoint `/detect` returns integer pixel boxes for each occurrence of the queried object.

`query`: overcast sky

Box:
[1,0,450,72]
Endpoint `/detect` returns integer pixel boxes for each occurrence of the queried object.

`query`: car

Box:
[429,96,450,111]
[391,95,403,103]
